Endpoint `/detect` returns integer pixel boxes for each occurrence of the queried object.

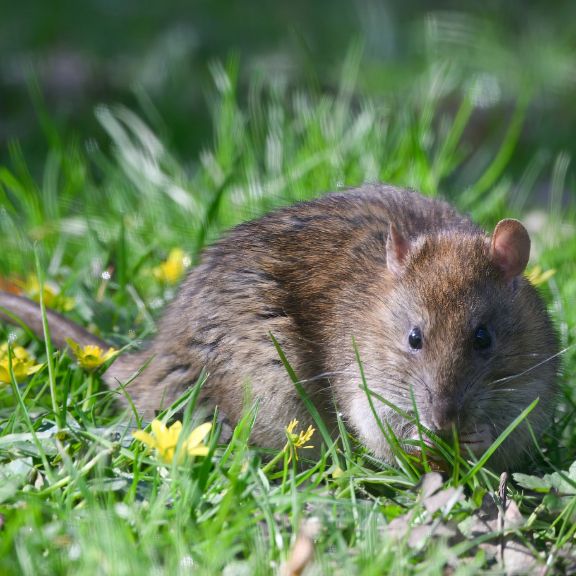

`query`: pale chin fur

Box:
[349,394,497,462]
[348,395,412,461]
[348,396,391,459]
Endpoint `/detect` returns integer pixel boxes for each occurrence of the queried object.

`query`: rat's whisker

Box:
[489,347,567,386]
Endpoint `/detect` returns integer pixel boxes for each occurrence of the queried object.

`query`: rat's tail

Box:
[0,290,184,416]
[0,290,140,399]
[0,291,110,350]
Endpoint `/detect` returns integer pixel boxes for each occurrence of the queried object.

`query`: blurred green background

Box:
[1,0,575,200]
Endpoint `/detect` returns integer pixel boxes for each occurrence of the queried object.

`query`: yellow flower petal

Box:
[526,266,556,287]
[164,448,176,463]
[0,366,10,384]
[152,248,190,285]
[66,339,81,355]
[332,466,345,479]
[151,419,169,440]
[20,276,76,312]
[0,344,43,384]
[66,339,117,372]
[132,430,156,449]
[169,421,183,435]
[286,419,298,434]
[188,446,210,457]
[133,419,211,464]
[26,363,43,376]
[283,420,316,463]
[186,422,212,449]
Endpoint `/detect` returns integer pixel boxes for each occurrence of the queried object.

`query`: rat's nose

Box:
[430,398,458,433]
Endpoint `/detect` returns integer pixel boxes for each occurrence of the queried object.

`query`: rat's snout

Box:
[429,397,458,433]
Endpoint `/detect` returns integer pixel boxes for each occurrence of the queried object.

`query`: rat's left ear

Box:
[490,219,531,281]
[386,225,411,276]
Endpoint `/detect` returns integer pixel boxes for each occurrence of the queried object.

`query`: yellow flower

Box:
[66,339,117,372]
[20,276,75,312]
[526,265,556,286]
[0,343,43,384]
[132,420,212,464]
[331,466,345,479]
[284,419,315,463]
[184,422,214,457]
[152,248,190,285]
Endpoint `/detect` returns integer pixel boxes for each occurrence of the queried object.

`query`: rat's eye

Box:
[408,327,423,350]
[473,325,492,350]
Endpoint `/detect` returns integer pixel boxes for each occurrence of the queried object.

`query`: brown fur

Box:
[0,184,559,469]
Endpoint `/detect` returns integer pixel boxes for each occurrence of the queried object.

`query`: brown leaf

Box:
[460,492,534,574]
[420,472,444,500]
[385,512,413,540]
[407,522,460,548]
[501,540,539,575]
[482,539,540,576]
[422,487,463,515]
[502,500,524,530]
[460,493,499,537]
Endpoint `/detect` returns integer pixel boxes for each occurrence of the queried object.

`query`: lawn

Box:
[1,57,575,575]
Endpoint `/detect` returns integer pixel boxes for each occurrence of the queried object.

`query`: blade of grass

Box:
[461,397,539,483]
[34,247,62,427]
[6,345,56,485]
[270,332,340,468]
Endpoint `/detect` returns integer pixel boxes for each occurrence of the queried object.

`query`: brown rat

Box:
[0,184,560,469]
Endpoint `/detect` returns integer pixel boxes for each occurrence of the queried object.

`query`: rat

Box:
[0,184,560,469]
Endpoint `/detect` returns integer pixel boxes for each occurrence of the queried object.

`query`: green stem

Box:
[261,444,288,475]
[82,372,95,412]
[34,248,62,427]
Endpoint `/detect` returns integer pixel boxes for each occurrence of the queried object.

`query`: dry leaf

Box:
[407,522,460,548]
[281,517,320,576]
[385,512,413,540]
[422,487,462,514]
[419,472,444,500]
[460,493,537,575]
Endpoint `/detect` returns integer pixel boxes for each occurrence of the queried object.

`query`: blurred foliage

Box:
[1,0,576,200]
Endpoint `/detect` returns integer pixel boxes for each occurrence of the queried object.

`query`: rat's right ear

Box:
[490,219,531,281]
[386,224,411,275]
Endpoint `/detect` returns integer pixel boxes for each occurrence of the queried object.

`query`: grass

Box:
[1,58,576,574]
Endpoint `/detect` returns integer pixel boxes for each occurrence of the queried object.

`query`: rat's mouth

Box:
[405,429,492,456]
[458,434,493,455]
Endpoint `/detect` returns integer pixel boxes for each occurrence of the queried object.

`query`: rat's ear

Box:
[490,219,531,281]
[387,225,411,275]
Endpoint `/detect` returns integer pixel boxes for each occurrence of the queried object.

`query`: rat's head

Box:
[351,219,559,470]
